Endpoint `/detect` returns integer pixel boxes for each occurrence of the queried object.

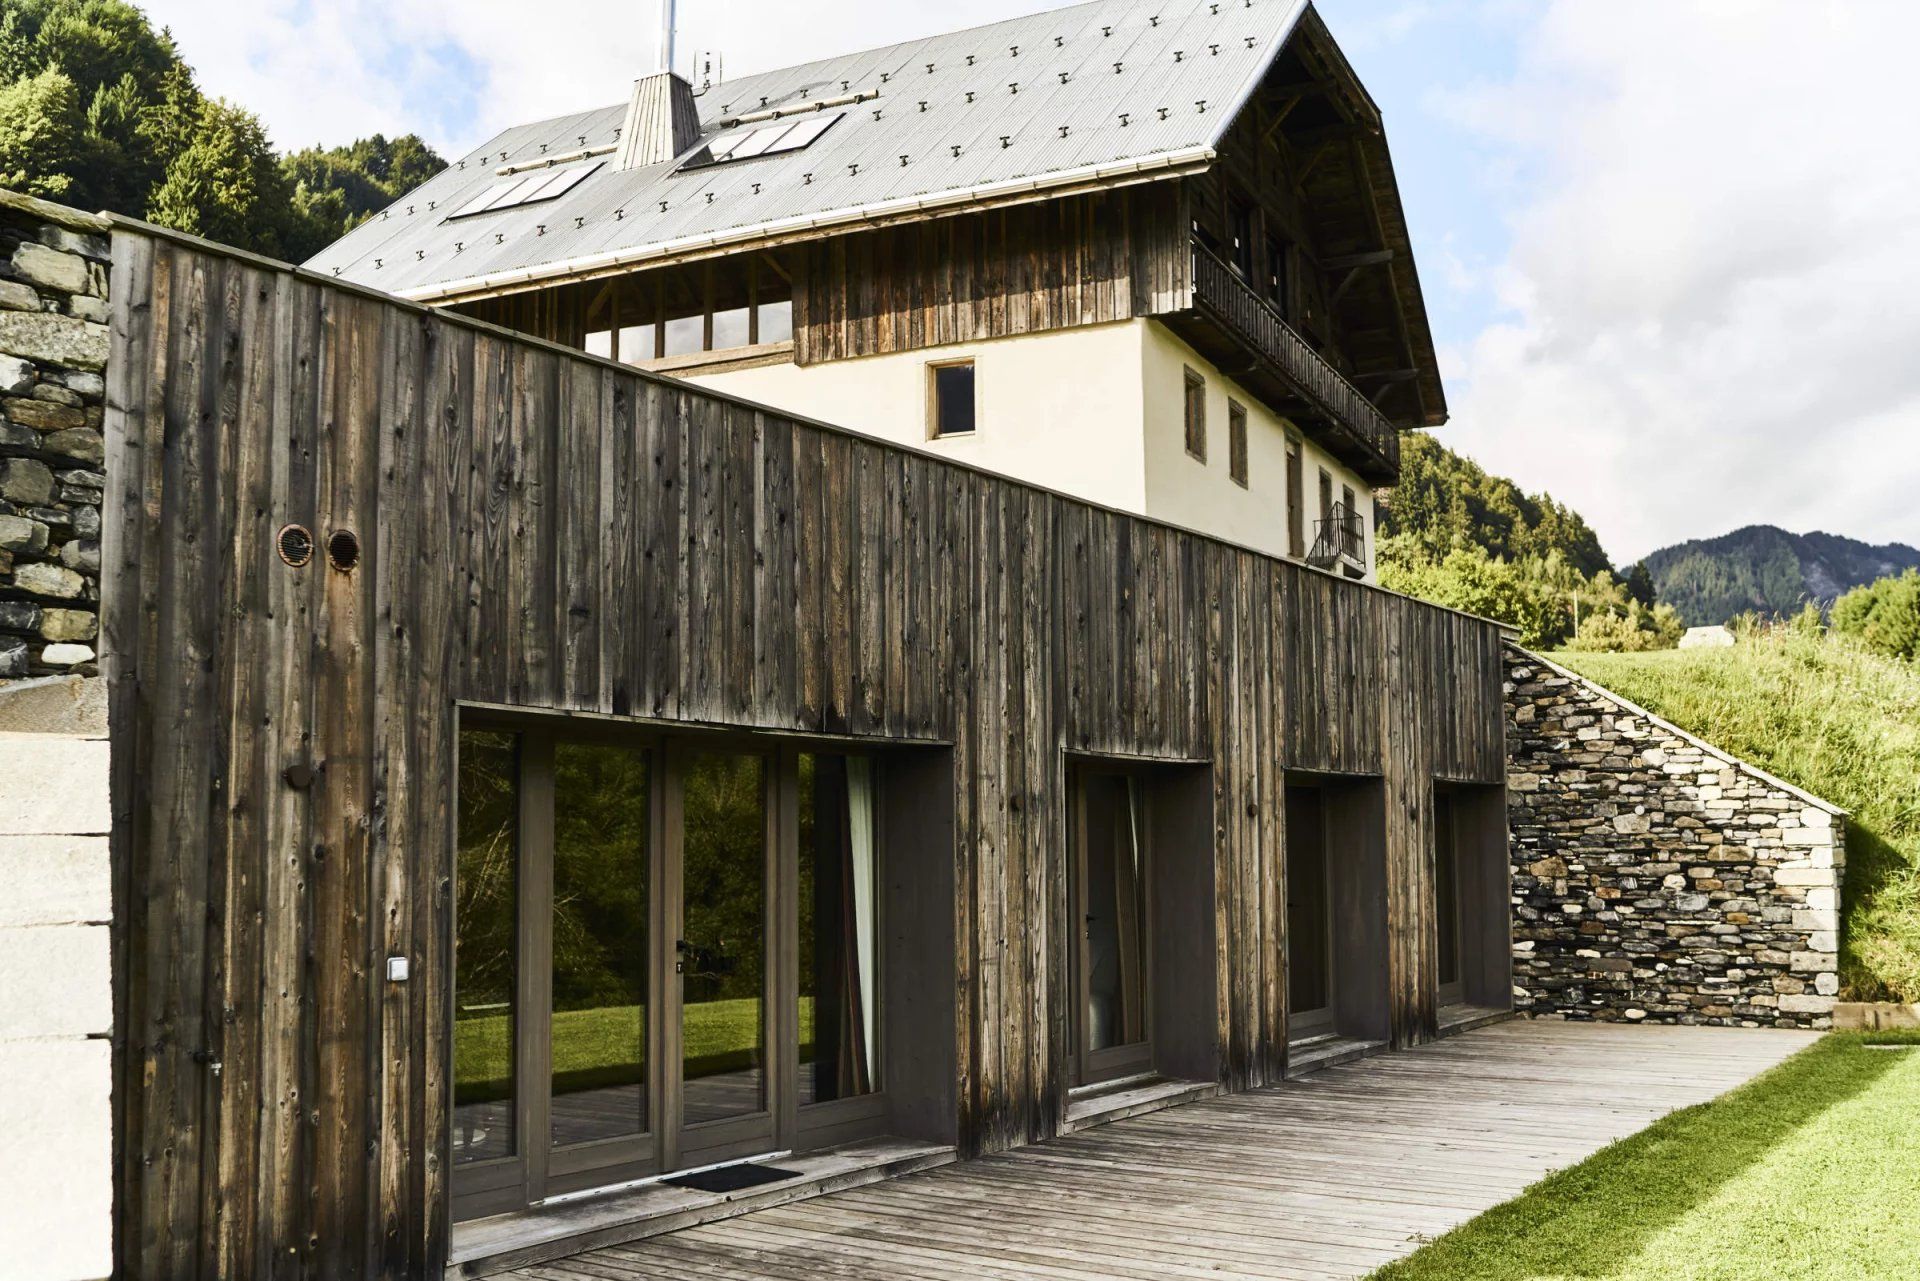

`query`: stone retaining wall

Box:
[0,191,110,680]
[1505,645,1846,1030]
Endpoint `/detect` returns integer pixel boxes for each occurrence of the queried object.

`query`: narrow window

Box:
[1318,467,1334,528]
[798,751,879,1103]
[1228,401,1248,488]
[454,729,520,1164]
[1286,436,1304,557]
[929,360,976,437]
[1183,368,1206,461]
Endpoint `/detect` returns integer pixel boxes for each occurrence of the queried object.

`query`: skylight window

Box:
[446,161,604,220]
[679,112,843,171]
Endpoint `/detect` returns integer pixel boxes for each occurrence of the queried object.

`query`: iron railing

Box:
[1306,502,1367,573]
[1189,241,1400,475]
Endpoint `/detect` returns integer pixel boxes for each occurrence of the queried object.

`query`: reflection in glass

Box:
[1286,786,1332,1017]
[680,752,767,1125]
[1081,773,1146,1053]
[1435,792,1460,989]
[618,323,656,364]
[757,298,794,345]
[455,730,519,1163]
[550,742,651,1148]
[798,754,877,1105]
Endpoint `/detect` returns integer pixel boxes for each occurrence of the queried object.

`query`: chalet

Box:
[309,0,1445,582]
[0,1,1514,1279]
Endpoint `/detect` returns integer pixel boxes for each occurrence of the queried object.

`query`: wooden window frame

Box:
[1182,367,1207,463]
[1227,400,1248,488]
[926,358,977,440]
[1285,434,1304,558]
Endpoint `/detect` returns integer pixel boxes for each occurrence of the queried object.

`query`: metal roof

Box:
[306,0,1311,301]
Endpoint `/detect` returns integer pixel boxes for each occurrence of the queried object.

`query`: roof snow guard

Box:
[306,0,1312,302]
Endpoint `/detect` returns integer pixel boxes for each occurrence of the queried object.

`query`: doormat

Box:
[662,1163,803,1194]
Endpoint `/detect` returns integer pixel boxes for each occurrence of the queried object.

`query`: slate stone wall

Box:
[0,192,110,681]
[1505,646,1846,1030]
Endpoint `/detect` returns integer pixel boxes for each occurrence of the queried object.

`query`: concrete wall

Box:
[687,318,1377,578]
[0,701,112,1280]
[1505,647,1845,1030]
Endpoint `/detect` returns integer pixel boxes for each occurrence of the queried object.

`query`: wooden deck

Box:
[505,1021,1818,1281]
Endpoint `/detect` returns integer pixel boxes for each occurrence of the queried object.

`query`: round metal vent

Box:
[326,528,361,572]
[276,523,313,568]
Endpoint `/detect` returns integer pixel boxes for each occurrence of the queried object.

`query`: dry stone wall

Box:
[1505,645,1846,1030]
[0,191,109,681]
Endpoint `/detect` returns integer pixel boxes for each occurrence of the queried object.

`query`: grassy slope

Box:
[1370,1031,1920,1280]
[454,996,818,1098]
[1554,633,1920,1003]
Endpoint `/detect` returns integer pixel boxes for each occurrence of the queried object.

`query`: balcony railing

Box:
[1188,241,1401,478]
[1306,502,1367,577]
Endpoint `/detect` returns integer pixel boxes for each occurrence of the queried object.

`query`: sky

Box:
[140,0,1920,565]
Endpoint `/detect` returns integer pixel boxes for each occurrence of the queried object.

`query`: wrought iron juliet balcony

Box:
[1306,501,1368,578]
[1173,241,1402,484]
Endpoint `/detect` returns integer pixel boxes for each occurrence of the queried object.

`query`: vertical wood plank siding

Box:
[793,184,1190,364]
[105,229,1505,1279]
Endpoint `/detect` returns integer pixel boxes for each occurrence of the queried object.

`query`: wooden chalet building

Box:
[310,0,1445,583]
[65,0,1510,1277]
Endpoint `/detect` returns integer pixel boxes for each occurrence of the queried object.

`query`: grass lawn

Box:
[1555,633,1920,1002]
[455,996,816,1099]
[1371,1031,1920,1280]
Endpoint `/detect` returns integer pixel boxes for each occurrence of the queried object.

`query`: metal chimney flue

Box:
[620,0,700,168]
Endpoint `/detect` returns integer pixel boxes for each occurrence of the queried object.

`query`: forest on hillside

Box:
[1645,525,1920,627]
[1377,433,1680,650]
[0,0,444,260]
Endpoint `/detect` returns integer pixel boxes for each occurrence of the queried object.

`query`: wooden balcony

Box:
[1169,242,1402,484]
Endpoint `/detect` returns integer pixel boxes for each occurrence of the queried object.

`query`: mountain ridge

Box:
[1643,524,1920,626]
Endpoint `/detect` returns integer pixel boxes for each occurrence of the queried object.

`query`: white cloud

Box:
[1439,0,1920,563]
[144,0,1048,156]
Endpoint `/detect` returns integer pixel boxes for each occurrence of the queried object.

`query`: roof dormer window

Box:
[678,112,844,171]
[445,161,603,221]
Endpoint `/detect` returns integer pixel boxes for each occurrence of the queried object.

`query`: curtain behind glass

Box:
[799,753,877,1104]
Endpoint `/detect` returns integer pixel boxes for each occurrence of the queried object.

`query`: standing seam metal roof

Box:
[305,0,1311,299]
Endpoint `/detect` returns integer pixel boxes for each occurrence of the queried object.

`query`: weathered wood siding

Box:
[793,183,1190,365]
[104,226,1505,1280]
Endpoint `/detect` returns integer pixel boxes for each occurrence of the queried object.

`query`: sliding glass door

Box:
[452,724,881,1220]
[669,747,775,1166]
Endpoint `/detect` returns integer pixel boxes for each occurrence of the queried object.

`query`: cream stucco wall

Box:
[1140,323,1375,576]
[685,322,1151,513]
[682,319,1376,580]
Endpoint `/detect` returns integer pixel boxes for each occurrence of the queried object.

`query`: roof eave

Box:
[396,145,1218,306]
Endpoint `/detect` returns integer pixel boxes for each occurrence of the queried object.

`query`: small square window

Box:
[1228,400,1248,487]
[930,361,976,438]
[1183,368,1206,461]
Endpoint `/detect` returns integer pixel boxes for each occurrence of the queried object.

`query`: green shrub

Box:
[1833,569,1920,662]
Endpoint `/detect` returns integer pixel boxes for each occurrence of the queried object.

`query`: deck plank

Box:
[501,1021,1817,1280]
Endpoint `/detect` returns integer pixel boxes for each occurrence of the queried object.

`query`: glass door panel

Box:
[1434,790,1463,1004]
[798,752,878,1106]
[1070,769,1151,1086]
[1285,785,1334,1038]
[550,741,652,1148]
[678,751,769,1128]
[454,730,520,1165]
